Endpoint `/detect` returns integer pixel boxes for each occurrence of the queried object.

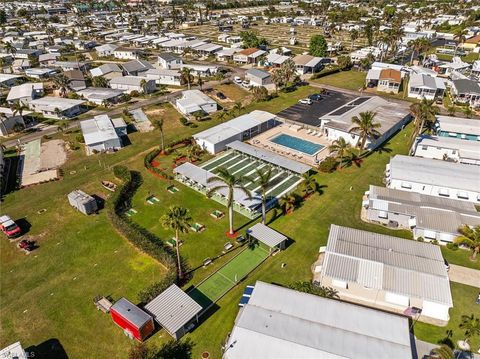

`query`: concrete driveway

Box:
[449,264,480,288]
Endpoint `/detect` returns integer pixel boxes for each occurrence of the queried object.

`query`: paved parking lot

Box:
[276,90,357,127]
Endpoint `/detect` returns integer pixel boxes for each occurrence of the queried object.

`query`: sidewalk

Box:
[449,264,480,288]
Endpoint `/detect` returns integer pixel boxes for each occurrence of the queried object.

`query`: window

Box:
[457,192,469,200]
[401,182,412,189]
[421,145,428,150]
[438,188,450,197]
[378,211,388,219]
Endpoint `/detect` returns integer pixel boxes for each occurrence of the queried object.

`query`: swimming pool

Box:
[270,133,324,155]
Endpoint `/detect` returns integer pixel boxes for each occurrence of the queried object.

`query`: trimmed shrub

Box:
[446,242,459,251]
[318,157,338,173]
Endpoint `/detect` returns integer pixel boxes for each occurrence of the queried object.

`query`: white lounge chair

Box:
[306,129,313,134]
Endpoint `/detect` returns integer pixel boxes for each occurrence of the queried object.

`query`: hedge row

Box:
[310,65,340,80]
[143,137,193,179]
[107,165,177,303]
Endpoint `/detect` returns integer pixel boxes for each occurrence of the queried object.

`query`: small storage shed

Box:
[246,223,287,252]
[144,284,202,340]
[110,298,154,342]
[67,190,98,215]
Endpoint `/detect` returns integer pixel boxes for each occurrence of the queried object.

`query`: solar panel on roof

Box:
[329,106,351,116]
[351,97,369,106]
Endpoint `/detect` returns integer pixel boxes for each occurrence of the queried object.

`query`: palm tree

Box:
[349,111,381,149]
[280,58,296,84]
[248,167,273,224]
[408,38,430,65]
[463,106,473,119]
[454,225,480,261]
[453,27,468,57]
[52,74,69,97]
[197,75,203,90]
[11,101,27,117]
[152,118,165,153]
[217,110,228,123]
[5,42,16,57]
[180,67,193,90]
[300,172,318,197]
[92,76,109,88]
[459,314,480,344]
[409,99,439,148]
[161,206,191,279]
[328,137,351,164]
[207,167,251,235]
[350,29,359,51]
[139,78,147,93]
[232,101,242,116]
[447,105,456,116]
[279,193,296,214]
[428,345,454,359]
[271,68,285,93]
[341,147,363,168]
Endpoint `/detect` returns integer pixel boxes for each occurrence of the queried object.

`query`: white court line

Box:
[217,270,236,284]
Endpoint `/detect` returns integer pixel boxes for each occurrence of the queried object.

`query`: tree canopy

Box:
[309,34,328,57]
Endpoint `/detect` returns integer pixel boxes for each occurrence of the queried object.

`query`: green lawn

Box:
[312,70,367,91]
[414,282,480,352]
[1,84,478,358]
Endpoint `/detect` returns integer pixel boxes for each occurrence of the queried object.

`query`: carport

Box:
[246,223,287,253]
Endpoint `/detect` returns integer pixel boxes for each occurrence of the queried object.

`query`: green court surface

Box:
[189,245,269,308]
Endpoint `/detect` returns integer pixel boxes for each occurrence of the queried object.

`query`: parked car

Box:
[299,98,312,105]
[0,215,21,238]
[242,80,251,88]
[216,92,227,100]
[234,76,242,84]
[236,235,246,244]
[18,239,36,252]
[309,93,322,101]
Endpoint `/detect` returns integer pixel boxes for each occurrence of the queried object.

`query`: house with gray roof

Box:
[144,284,202,340]
[385,155,480,202]
[407,73,446,100]
[122,59,154,76]
[89,63,123,80]
[109,76,156,94]
[7,82,44,105]
[245,68,272,87]
[29,97,85,119]
[157,53,183,69]
[451,78,480,108]
[319,96,412,150]
[434,115,480,141]
[176,89,217,116]
[363,185,480,244]
[144,68,183,86]
[77,87,124,105]
[318,225,452,322]
[80,114,126,155]
[412,135,480,165]
[95,43,118,57]
[224,281,416,359]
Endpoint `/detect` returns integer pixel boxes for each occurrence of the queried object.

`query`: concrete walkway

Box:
[449,264,480,288]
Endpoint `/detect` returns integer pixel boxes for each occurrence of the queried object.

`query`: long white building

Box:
[386,155,480,203]
[413,135,480,165]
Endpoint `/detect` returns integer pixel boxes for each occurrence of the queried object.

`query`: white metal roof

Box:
[322,225,452,306]
[389,155,480,193]
[0,342,27,359]
[7,83,43,101]
[246,223,287,248]
[224,281,414,359]
[144,284,202,335]
[415,135,480,161]
[29,97,85,111]
[80,115,120,145]
[436,115,480,136]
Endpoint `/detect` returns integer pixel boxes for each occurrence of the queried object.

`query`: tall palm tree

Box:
[408,38,430,65]
[11,101,27,117]
[197,75,203,90]
[328,137,351,164]
[349,111,381,149]
[279,193,296,214]
[459,314,480,343]
[300,172,318,197]
[453,27,468,57]
[454,225,480,261]
[248,167,273,224]
[207,167,251,235]
[180,67,193,90]
[409,99,439,148]
[152,118,165,153]
[161,206,191,279]
[232,101,242,116]
[280,58,296,84]
[463,106,473,119]
[52,74,69,97]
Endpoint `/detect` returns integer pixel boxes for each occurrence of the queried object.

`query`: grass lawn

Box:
[414,282,480,353]
[312,70,367,91]
[1,84,478,358]
[143,102,184,132]
[212,84,251,106]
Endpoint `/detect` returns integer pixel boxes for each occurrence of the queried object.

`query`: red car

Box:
[0,215,21,238]
[19,240,36,252]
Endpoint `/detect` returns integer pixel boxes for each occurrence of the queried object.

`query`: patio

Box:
[248,123,331,166]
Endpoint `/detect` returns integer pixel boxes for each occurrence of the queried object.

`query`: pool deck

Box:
[248,124,331,166]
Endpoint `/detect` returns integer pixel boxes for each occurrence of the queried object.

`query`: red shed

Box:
[110,298,154,341]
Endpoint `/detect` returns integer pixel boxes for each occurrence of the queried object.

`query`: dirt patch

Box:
[40,140,67,170]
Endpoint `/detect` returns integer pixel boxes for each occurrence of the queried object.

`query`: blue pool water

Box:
[270,134,324,155]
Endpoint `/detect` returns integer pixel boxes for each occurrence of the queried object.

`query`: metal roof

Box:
[409,73,445,90]
[80,115,120,145]
[415,135,480,161]
[110,298,152,328]
[110,76,150,86]
[323,225,452,306]
[144,284,201,335]
[224,281,414,359]
[389,155,480,193]
[436,116,480,136]
[7,83,43,101]
[452,79,480,95]
[29,97,85,111]
[246,223,287,248]
[246,68,271,79]
[226,141,311,174]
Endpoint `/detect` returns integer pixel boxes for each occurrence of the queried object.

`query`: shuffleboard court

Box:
[188,245,269,309]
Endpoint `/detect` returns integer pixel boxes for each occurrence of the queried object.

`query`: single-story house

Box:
[385,155,480,202]
[158,53,183,69]
[412,135,480,165]
[12,59,31,73]
[7,82,44,105]
[377,69,402,94]
[0,73,23,88]
[176,89,217,116]
[363,185,480,244]
[265,52,291,67]
[245,68,272,87]
[462,34,480,53]
[77,87,124,105]
[0,107,32,137]
[90,63,123,80]
[109,76,156,94]
[182,63,218,77]
[54,61,88,72]
[215,48,238,62]
[80,114,127,155]
[64,70,87,91]
[434,115,480,141]
[24,67,57,79]
[113,47,141,60]
[450,78,480,108]
[95,43,119,57]
[319,225,452,322]
[192,43,223,57]
[292,54,323,74]
[233,48,266,64]
[224,281,417,359]
[407,73,446,100]
[144,69,183,86]
[193,110,280,154]
[29,97,85,119]
[122,59,154,76]
[319,96,412,150]
[144,284,202,340]
[38,53,59,67]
